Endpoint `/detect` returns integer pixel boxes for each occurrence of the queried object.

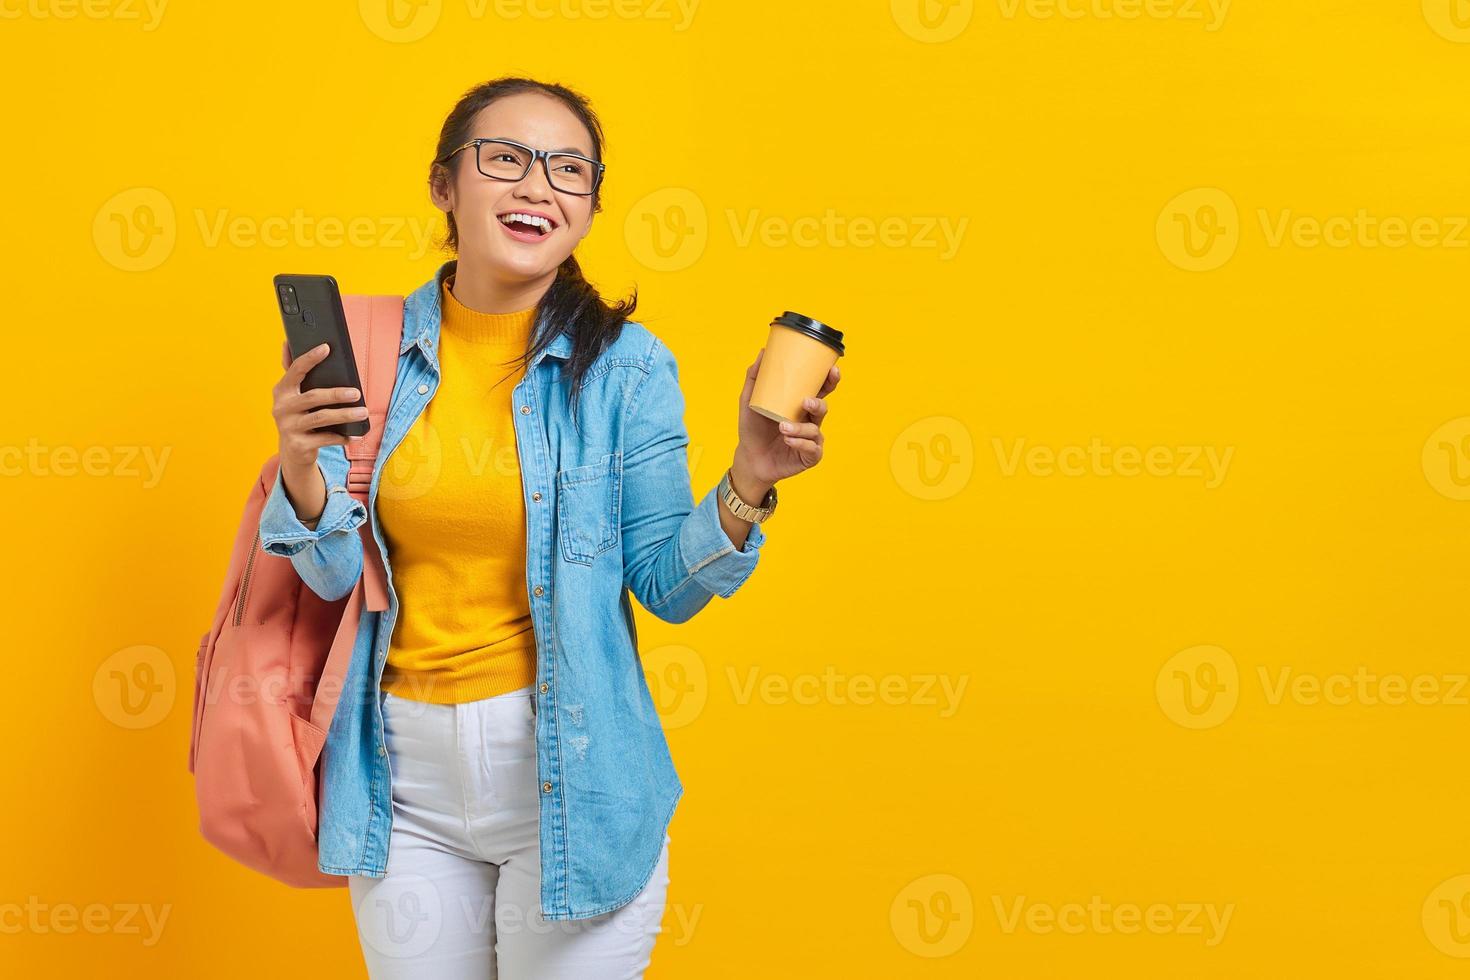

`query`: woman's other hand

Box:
[732,347,840,490]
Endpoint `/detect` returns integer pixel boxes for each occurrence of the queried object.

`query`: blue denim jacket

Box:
[256,259,766,920]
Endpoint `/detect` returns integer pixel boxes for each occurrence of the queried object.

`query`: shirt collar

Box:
[399,259,573,364]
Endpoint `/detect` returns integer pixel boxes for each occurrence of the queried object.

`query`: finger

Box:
[295,385,363,409]
[281,403,363,436]
[298,432,353,451]
[815,364,840,399]
[281,340,292,371]
[778,420,821,441]
[800,395,829,424]
[302,406,370,431]
[781,435,822,460]
[284,343,332,388]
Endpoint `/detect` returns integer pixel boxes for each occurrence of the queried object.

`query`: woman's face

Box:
[432,91,597,285]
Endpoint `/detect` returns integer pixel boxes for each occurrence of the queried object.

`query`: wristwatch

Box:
[718,467,778,523]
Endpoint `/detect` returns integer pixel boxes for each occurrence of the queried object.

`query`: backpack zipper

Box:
[233,533,260,627]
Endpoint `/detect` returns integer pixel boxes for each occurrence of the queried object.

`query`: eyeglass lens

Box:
[476,140,597,195]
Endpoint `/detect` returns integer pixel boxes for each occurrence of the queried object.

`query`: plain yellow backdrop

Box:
[5,0,1470,976]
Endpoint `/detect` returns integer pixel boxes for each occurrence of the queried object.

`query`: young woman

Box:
[258,77,839,978]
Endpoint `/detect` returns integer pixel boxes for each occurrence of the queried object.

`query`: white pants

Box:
[347,685,671,979]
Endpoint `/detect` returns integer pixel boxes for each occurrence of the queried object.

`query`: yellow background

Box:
[4,0,1470,975]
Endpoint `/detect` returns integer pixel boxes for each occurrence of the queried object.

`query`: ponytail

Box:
[530,254,637,425]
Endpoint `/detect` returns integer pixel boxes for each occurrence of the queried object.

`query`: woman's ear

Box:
[428,165,454,215]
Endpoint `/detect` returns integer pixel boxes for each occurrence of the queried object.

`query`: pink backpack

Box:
[189,294,403,887]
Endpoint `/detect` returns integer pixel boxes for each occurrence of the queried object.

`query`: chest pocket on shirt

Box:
[556,452,622,565]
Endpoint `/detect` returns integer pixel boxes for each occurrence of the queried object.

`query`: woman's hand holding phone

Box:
[272,341,368,527]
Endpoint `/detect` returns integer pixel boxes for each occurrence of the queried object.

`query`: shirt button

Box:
[542,781,553,794]
[520,405,531,415]
[532,491,542,501]
[379,745,386,756]
[417,383,428,394]
[533,585,545,597]
[539,681,549,693]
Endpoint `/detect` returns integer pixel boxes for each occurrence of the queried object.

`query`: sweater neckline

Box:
[440,278,536,345]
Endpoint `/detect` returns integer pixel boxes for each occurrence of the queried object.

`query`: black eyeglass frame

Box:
[437,137,606,197]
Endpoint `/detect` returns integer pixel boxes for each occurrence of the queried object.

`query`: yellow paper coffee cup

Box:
[749,312,846,425]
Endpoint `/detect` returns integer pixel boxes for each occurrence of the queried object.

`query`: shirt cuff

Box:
[258,465,367,557]
[678,483,768,599]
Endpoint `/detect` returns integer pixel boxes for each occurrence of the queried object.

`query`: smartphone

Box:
[274,273,369,438]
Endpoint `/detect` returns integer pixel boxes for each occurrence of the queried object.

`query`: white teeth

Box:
[499,212,552,232]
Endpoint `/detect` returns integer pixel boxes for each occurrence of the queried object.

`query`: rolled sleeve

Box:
[678,482,766,599]
[258,445,367,601]
[621,335,767,623]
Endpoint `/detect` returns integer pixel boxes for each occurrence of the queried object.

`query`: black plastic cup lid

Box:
[770,311,845,356]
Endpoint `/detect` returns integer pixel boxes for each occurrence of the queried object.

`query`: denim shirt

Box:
[256,260,766,920]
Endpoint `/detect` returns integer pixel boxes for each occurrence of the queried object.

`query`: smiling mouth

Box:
[497,212,556,238]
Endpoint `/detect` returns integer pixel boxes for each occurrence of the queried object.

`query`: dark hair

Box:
[428,77,635,421]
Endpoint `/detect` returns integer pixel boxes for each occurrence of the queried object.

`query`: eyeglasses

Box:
[437,138,605,197]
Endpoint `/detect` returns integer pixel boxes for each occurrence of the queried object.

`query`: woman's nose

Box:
[515,159,555,201]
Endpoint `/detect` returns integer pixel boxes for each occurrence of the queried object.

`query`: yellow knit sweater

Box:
[376,278,538,703]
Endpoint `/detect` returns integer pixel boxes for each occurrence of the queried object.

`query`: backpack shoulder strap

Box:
[339,294,404,613]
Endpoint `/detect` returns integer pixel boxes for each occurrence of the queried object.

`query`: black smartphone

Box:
[273,273,369,438]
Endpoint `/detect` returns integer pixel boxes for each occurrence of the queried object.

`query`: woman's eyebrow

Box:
[485,137,592,155]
